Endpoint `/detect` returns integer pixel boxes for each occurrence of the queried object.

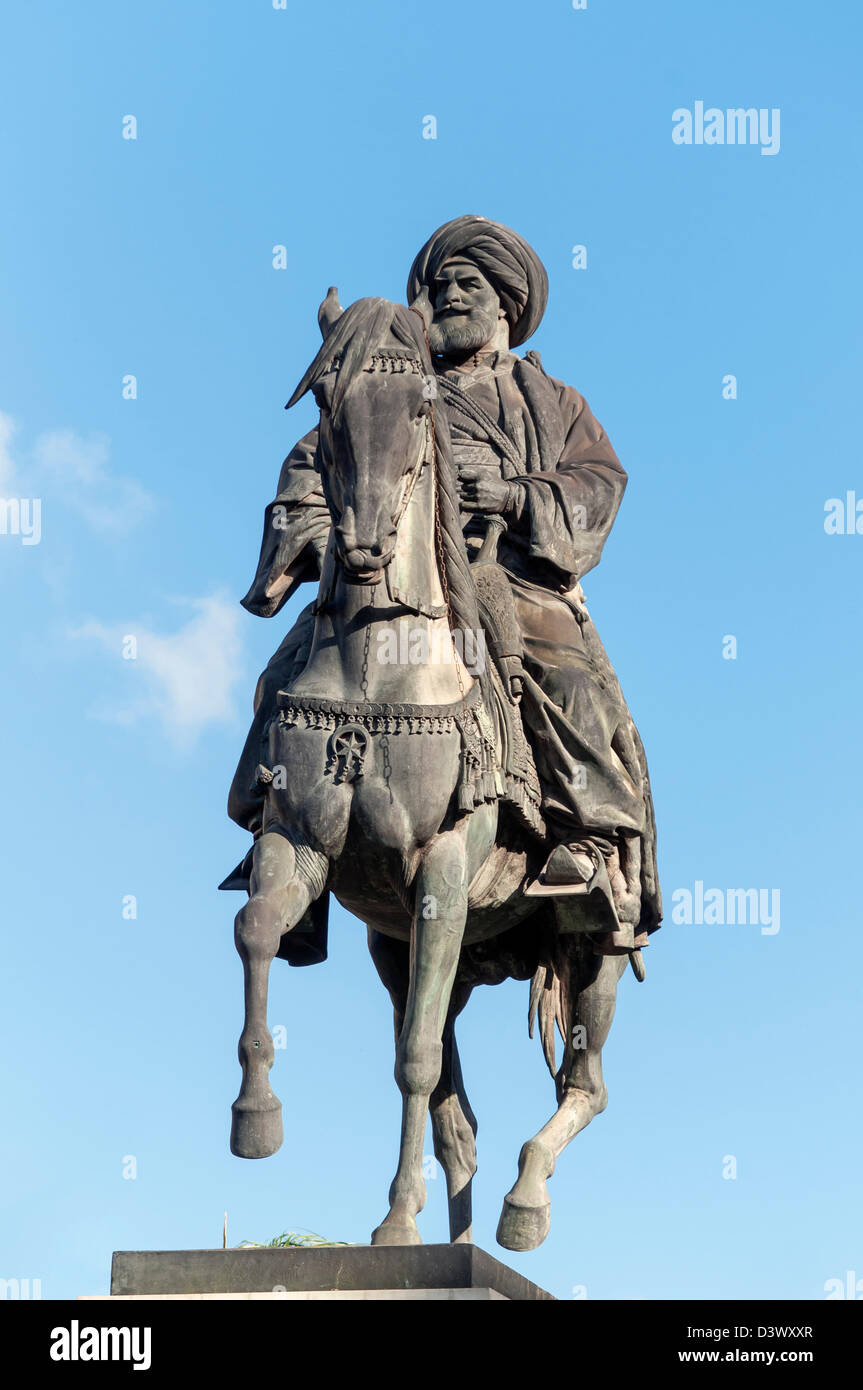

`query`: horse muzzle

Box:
[337,535,396,580]
[337,550,392,583]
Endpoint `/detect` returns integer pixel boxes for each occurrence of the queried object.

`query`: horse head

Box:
[287,294,434,579]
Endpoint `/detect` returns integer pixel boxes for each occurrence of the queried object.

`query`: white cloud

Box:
[72,595,245,747]
[33,427,155,532]
[0,408,155,530]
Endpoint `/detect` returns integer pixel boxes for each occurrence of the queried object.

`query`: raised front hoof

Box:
[496,1194,551,1253]
[230,1100,283,1159]
[370,1218,422,1247]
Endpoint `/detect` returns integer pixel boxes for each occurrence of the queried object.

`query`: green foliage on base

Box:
[238,1229,352,1248]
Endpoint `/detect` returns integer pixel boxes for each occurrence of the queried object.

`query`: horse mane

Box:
[287,298,399,423]
[287,298,488,690]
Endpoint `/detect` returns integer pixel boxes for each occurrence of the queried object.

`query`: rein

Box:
[409,307,468,707]
[390,413,431,535]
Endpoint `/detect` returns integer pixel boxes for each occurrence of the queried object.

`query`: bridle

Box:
[311,319,469,709]
[319,348,436,583]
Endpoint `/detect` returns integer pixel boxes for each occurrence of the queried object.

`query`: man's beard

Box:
[428,305,499,357]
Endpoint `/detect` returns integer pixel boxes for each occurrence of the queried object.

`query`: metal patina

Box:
[223,216,662,1251]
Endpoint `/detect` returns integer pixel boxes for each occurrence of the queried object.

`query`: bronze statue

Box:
[222,216,662,1252]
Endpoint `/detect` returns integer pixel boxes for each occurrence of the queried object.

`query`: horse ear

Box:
[318,286,344,339]
[409,286,433,335]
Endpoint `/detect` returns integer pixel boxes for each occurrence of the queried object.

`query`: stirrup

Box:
[524,839,605,899]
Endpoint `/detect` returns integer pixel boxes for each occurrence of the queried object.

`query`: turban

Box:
[407,215,548,348]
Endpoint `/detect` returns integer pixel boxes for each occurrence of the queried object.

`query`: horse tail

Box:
[528,929,572,1084]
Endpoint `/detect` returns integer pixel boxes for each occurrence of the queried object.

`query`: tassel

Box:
[458,783,474,813]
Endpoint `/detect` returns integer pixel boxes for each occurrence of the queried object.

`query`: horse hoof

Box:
[230,1100,283,1159]
[496,1194,551,1252]
[370,1220,422,1247]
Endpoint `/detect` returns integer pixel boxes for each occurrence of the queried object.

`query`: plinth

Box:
[88,1245,555,1301]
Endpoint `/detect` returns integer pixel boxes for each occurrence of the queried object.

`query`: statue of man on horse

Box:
[222,216,662,1252]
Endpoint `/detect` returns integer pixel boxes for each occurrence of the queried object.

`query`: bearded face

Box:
[428,257,503,357]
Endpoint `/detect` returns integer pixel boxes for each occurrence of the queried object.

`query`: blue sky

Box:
[1,0,861,1301]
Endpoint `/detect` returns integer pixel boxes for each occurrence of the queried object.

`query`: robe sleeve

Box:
[513,378,627,588]
[241,426,330,617]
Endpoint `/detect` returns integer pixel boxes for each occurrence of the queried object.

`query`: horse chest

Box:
[266,720,463,859]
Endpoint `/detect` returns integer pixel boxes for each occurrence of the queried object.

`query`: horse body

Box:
[230,297,630,1251]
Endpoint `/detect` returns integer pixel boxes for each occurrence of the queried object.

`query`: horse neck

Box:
[292,453,475,706]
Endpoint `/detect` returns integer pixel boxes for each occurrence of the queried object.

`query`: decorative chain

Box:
[360,586,372,704]
[415,337,467,710]
[363,579,393,799]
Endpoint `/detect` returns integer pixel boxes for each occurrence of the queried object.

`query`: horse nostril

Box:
[348,540,385,558]
[344,542,394,571]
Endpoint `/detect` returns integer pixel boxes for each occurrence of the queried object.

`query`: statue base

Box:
[86,1244,555,1301]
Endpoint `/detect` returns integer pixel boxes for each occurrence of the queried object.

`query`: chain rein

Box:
[412,310,467,708]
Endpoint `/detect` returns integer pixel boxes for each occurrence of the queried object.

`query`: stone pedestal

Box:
[87,1244,555,1301]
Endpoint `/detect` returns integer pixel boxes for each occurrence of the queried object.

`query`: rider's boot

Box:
[527,833,646,965]
[541,838,603,888]
[527,833,614,899]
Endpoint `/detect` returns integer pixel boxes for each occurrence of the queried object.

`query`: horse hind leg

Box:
[230,829,324,1159]
[496,940,628,1253]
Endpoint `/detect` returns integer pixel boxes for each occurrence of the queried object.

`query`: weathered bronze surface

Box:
[222,216,662,1252]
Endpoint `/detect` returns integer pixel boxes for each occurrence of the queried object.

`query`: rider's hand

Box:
[458,466,514,514]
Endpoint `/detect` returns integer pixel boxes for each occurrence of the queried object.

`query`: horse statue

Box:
[224,293,659,1252]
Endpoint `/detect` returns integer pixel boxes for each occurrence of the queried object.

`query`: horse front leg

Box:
[497,945,628,1252]
[431,1007,478,1244]
[371,830,468,1246]
[368,929,477,1245]
[230,829,320,1159]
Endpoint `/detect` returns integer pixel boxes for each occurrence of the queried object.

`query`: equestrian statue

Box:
[221,215,662,1253]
